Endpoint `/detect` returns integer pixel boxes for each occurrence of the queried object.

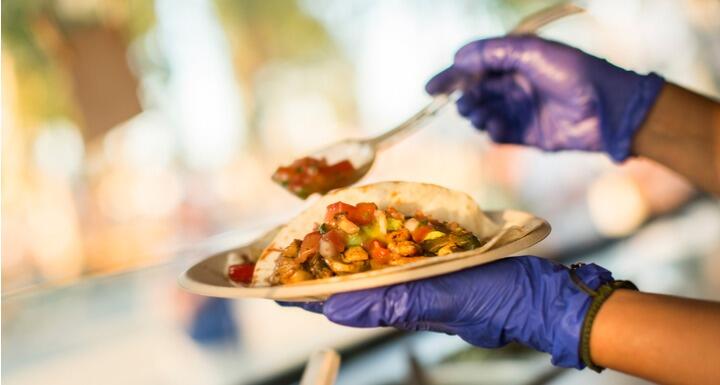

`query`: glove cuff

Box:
[549,263,613,369]
[607,72,665,162]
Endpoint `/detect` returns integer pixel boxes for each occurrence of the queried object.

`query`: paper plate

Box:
[178,210,550,301]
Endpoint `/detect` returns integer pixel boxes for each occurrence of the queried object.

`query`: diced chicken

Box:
[387,256,426,266]
[336,215,360,234]
[273,257,308,285]
[385,207,404,220]
[323,256,366,274]
[281,239,302,258]
[387,228,411,243]
[343,246,369,262]
[388,240,421,257]
[307,254,334,279]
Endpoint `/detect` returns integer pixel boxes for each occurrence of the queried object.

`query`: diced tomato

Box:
[322,229,346,252]
[368,240,392,264]
[228,263,255,284]
[325,202,357,223]
[412,225,433,243]
[322,160,354,175]
[349,202,377,225]
[298,231,321,263]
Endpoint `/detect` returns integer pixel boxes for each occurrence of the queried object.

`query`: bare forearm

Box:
[590,290,720,384]
[632,83,720,195]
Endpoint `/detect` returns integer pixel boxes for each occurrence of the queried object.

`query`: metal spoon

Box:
[274,2,585,199]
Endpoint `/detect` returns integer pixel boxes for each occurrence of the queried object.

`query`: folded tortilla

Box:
[251,181,500,287]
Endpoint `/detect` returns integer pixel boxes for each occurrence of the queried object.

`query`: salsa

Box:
[272,157,356,199]
[228,263,255,284]
[270,201,482,285]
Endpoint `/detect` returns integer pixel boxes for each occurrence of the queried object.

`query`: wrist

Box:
[548,262,615,369]
[607,72,665,162]
[578,280,639,372]
[506,258,613,369]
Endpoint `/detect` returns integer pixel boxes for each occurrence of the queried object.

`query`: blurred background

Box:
[2,0,719,384]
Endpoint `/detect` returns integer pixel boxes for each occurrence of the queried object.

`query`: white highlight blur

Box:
[33,120,85,179]
[155,0,245,170]
[587,173,649,237]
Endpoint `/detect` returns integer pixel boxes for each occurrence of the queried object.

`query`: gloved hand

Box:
[426,36,665,162]
[286,256,614,369]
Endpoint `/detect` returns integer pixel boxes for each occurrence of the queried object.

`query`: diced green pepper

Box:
[361,223,383,241]
[347,233,363,247]
[424,231,446,241]
[387,218,403,231]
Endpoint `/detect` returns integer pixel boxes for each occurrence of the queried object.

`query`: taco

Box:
[249,182,500,287]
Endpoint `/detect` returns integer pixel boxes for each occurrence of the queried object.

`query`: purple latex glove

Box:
[426,36,665,162]
[285,256,613,369]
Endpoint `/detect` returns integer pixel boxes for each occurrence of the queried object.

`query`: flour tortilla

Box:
[251,181,500,287]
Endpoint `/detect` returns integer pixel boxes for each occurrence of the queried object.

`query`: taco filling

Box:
[271,201,482,285]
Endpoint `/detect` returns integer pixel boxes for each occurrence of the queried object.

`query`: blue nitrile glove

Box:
[285,256,614,369]
[426,36,665,162]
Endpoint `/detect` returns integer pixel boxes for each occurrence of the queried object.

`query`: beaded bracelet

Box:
[569,263,639,373]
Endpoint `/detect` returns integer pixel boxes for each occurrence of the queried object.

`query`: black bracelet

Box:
[569,263,639,373]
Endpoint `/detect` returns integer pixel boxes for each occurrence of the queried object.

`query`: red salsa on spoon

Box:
[272,156,356,199]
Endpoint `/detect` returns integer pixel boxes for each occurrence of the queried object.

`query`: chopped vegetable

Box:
[361,222,384,241]
[374,210,388,235]
[350,202,377,225]
[325,202,357,222]
[387,217,403,231]
[424,231,446,241]
[346,233,363,247]
[326,229,346,250]
[228,263,255,284]
[298,231,321,263]
[412,225,433,243]
[404,218,420,232]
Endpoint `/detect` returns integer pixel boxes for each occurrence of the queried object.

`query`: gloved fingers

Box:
[276,300,325,314]
[485,117,514,143]
[323,283,437,328]
[456,93,478,117]
[453,36,538,75]
[468,108,492,130]
[322,288,389,327]
[425,65,469,95]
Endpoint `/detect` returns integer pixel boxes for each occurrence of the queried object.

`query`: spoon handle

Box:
[367,91,460,149]
[367,1,585,150]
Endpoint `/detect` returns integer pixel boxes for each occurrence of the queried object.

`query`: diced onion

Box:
[319,238,338,258]
[374,210,387,234]
[404,218,419,232]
